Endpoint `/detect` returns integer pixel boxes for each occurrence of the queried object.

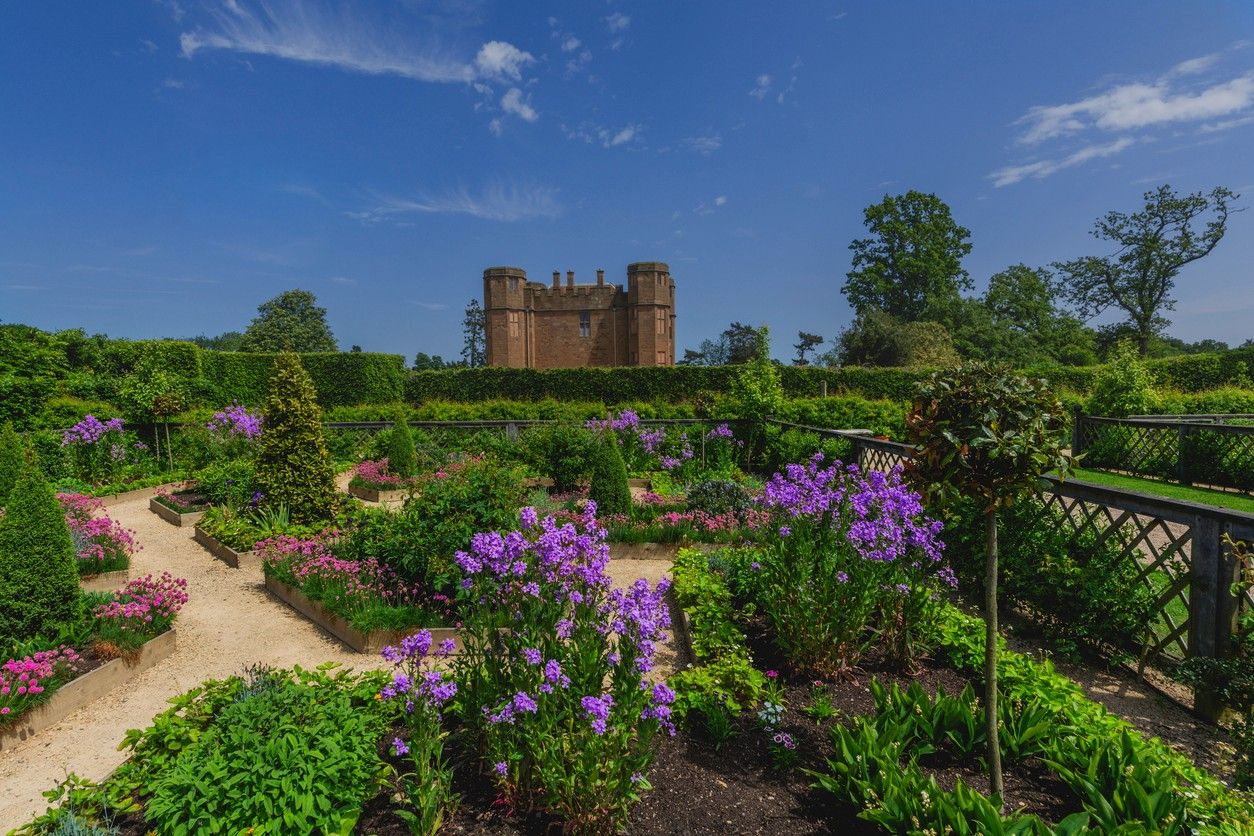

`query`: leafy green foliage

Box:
[1054,184,1236,356]
[253,353,337,524]
[1086,341,1160,417]
[684,479,752,520]
[838,308,961,367]
[669,548,767,720]
[0,458,83,645]
[385,416,417,478]
[0,422,23,506]
[843,190,974,321]
[588,432,631,516]
[194,458,257,507]
[240,289,338,353]
[518,423,596,492]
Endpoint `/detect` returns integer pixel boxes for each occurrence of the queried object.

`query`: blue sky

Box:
[3,1,1254,359]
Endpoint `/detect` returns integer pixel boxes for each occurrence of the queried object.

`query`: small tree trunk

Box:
[985,507,1004,803]
[164,421,173,471]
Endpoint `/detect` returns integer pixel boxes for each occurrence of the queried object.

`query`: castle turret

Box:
[483,266,529,368]
[626,262,675,366]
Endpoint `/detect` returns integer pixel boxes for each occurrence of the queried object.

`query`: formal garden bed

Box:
[192,523,258,569]
[148,490,209,526]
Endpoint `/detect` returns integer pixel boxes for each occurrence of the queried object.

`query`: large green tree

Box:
[240,290,338,353]
[838,308,960,368]
[1053,184,1236,357]
[844,191,973,321]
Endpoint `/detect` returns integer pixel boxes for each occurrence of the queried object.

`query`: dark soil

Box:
[152,489,209,512]
[351,629,1081,835]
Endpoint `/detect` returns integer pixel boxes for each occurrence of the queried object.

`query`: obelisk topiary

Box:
[0,422,23,507]
[385,413,417,478]
[253,352,338,524]
[0,456,83,643]
[588,432,631,516]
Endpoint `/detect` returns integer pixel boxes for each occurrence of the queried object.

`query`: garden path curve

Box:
[0,491,677,830]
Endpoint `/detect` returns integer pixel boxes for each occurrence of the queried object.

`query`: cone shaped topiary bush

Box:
[0,422,23,507]
[253,352,338,524]
[588,432,631,516]
[385,414,417,478]
[0,455,83,643]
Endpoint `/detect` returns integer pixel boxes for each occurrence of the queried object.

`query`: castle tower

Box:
[626,262,676,366]
[483,266,529,368]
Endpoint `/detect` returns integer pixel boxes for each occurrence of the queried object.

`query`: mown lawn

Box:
[1068,467,1254,515]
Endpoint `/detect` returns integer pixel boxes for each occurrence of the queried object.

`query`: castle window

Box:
[509,311,519,338]
[579,310,591,338]
[509,278,519,291]
[655,308,665,335]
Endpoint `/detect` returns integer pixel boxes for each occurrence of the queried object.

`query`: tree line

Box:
[683,184,1243,367]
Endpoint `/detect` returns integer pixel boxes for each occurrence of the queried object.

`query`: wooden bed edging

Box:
[0,629,177,751]
[193,526,257,569]
[149,496,206,527]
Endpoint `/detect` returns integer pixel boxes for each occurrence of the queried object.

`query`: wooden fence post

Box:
[1071,407,1084,457]
[1176,424,1193,487]
[1189,515,1224,720]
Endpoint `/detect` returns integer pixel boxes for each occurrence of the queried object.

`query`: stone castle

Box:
[483,262,676,368]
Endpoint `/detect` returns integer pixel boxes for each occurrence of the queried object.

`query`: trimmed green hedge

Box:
[201,352,406,407]
[405,366,933,403]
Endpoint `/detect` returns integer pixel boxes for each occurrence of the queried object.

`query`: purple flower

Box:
[522,647,542,665]
[581,694,614,735]
[392,737,409,756]
[495,761,508,775]
[512,691,538,714]
[778,526,791,538]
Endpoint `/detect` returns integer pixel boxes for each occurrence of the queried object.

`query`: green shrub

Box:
[588,433,631,516]
[761,426,852,474]
[201,350,405,407]
[0,422,23,506]
[1087,342,1160,417]
[142,672,390,835]
[385,417,417,478]
[519,424,595,492]
[341,456,525,587]
[194,458,257,507]
[36,397,120,431]
[0,458,83,644]
[253,353,338,524]
[685,479,752,520]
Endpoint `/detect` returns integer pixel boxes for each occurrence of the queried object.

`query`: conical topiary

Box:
[253,352,338,524]
[385,414,417,478]
[0,422,23,507]
[0,455,83,644]
[588,432,632,516]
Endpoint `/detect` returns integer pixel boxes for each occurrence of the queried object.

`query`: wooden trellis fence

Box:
[768,420,1254,719]
[1071,410,1254,493]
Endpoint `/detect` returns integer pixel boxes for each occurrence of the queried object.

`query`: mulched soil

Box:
[352,624,1081,835]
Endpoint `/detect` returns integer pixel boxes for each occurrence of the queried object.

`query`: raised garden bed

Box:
[79,569,130,594]
[193,526,257,569]
[346,483,413,505]
[264,575,461,654]
[96,481,193,508]
[148,496,206,527]
[0,629,177,752]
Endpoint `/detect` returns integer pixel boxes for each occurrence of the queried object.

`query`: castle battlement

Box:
[483,263,675,368]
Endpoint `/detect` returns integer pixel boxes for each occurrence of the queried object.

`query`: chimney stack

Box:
[566,270,574,289]
[596,268,605,286]
[552,270,560,289]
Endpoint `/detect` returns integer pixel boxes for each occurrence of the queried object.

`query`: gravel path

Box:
[0,492,675,830]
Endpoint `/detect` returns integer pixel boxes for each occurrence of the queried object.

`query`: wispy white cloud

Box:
[1199,113,1254,133]
[749,73,772,100]
[1015,70,1254,144]
[178,1,531,85]
[329,276,357,286]
[605,12,631,33]
[694,195,728,215]
[560,36,581,53]
[408,300,448,311]
[278,182,331,206]
[348,183,562,223]
[685,134,722,154]
[500,87,538,122]
[990,137,1136,187]
[562,121,642,148]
